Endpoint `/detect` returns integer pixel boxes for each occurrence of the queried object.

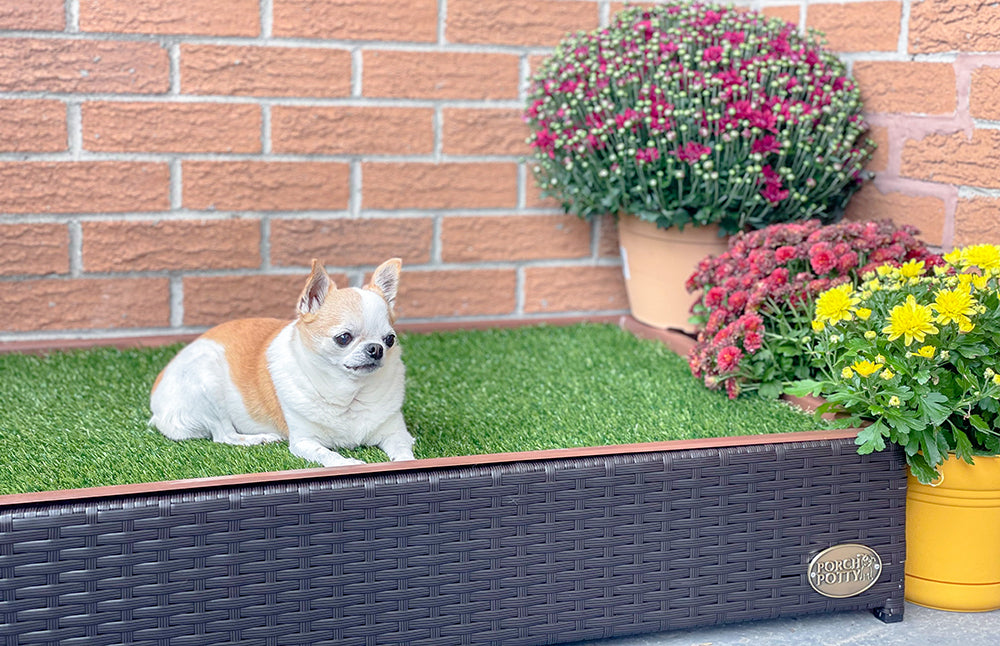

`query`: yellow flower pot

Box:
[905,454,1000,612]
[617,214,729,332]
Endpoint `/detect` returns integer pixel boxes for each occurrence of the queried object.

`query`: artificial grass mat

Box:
[0,323,827,495]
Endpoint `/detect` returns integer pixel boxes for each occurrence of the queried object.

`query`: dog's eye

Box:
[384,334,396,348]
[333,332,354,347]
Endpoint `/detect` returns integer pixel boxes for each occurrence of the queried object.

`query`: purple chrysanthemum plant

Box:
[524,1,875,235]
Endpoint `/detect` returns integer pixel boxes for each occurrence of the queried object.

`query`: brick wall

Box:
[0,0,995,341]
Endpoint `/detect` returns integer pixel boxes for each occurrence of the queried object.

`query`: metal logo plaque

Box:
[808,544,882,598]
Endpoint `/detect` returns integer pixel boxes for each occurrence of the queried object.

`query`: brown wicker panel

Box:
[0,437,905,645]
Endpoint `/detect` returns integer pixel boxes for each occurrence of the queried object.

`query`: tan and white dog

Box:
[149,258,414,467]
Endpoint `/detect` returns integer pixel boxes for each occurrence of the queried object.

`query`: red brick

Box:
[805,2,901,52]
[910,0,1000,53]
[447,0,598,47]
[0,0,64,30]
[970,67,1000,121]
[0,223,69,276]
[525,175,562,210]
[273,0,437,42]
[852,61,956,115]
[843,184,946,246]
[180,45,351,97]
[523,265,627,314]
[82,219,261,272]
[183,161,350,211]
[901,130,1000,189]
[183,273,334,327]
[0,277,170,332]
[0,162,169,214]
[363,50,520,100]
[441,108,529,156]
[362,162,518,210]
[83,102,261,153]
[271,106,434,156]
[270,217,433,267]
[597,215,619,258]
[759,5,801,26]
[0,39,169,94]
[396,269,517,319]
[441,215,590,263]
[954,198,1000,246]
[80,0,259,36]
[865,125,890,174]
[0,100,66,153]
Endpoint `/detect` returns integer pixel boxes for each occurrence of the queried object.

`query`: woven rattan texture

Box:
[1,438,906,645]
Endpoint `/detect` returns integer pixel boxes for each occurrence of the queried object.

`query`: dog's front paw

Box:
[388,451,415,462]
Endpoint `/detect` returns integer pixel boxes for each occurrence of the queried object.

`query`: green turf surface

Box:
[0,323,825,495]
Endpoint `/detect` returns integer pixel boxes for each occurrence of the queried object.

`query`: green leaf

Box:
[855,419,887,454]
[785,379,822,397]
[954,428,974,461]
[922,391,952,425]
[757,381,784,399]
[907,454,942,485]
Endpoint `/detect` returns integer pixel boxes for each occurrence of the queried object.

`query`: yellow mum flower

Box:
[961,244,1000,272]
[900,259,925,278]
[841,366,854,379]
[883,295,939,346]
[815,284,860,326]
[888,396,901,407]
[944,248,963,265]
[916,345,936,359]
[851,360,882,378]
[856,307,872,320]
[974,274,989,290]
[932,286,977,327]
[811,319,825,332]
[876,264,895,277]
[864,330,877,340]
[994,374,1000,386]
[880,368,895,380]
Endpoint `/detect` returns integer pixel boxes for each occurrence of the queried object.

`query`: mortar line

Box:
[68,220,83,277]
[67,0,79,33]
[260,0,273,39]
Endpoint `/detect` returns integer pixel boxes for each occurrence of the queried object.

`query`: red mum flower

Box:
[775,245,799,263]
[809,242,837,274]
[743,331,763,353]
[705,286,726,309]
[727,290,749,311]
[716,345,743,372]
[837,250,859,272]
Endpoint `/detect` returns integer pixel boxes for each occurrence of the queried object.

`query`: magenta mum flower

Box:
[675,141,713,162]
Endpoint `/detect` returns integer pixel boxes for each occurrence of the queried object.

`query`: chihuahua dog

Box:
[149,258,414,467]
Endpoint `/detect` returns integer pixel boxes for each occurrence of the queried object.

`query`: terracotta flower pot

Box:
[905,454,1000,612]
[617,214,729,331]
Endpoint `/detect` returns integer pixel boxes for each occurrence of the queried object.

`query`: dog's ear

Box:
[297,259,333,317]
[366,258,401,308]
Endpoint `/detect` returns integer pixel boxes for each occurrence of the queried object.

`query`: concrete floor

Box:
[568,603,1000,646]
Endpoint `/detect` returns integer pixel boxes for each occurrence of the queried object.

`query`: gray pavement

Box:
[568,603,1000,645]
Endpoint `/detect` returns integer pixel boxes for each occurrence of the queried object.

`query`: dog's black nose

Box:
[365,343,383,360]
